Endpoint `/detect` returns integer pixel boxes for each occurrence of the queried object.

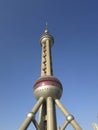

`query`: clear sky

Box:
[0,0,98,130]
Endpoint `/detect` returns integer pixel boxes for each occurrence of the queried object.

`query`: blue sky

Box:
[0,0,98,130]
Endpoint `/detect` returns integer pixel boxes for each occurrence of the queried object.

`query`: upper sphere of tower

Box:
[40,26,54,46]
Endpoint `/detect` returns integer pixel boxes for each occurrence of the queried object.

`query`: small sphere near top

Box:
[40,26,54,46]
[44,27,48,33]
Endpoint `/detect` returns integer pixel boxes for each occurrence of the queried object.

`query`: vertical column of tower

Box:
[38,27,58,130]
[40,27,54,76]
[47,97,57,130]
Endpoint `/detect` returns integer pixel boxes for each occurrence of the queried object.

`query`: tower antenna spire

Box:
[45,22,49,33]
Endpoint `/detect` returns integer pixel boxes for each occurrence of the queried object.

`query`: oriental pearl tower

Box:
[19,25,82,130]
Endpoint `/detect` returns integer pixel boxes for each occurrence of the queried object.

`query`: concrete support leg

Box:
[32,118,40,130]
[19,97,44,130]
[60,120,69,130]
[47,97,57,130]
[55,99,82,130]
[39,103,46,130]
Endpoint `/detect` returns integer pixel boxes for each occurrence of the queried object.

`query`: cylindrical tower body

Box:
[47,97,57,130]
[33,27,63,130]
[33,27,63,100]
[40,28,54,76]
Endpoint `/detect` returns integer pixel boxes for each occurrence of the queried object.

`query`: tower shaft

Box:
[41,39,53,76]
[38,97,57,130]
[47,97,57,130]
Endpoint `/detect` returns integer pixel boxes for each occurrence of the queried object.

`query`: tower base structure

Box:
[19,77,82,130]
[19,97,82,130]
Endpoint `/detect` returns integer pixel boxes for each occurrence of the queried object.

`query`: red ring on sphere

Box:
[33,76,63,91]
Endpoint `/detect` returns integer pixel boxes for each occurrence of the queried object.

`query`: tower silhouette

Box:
[19,26,82,130]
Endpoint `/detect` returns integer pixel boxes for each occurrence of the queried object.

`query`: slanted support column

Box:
[60,120,69,130]
[32,118,40,130]
[55,99,82,130]
[19,97,44,130]
[39,104,46,130]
